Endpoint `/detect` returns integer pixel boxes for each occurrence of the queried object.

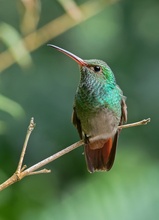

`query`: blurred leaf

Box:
[0,22,32,68]
[0,93,25,119]
[0,120,7,134]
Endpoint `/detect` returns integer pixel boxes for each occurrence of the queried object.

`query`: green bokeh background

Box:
[0,0,158,219]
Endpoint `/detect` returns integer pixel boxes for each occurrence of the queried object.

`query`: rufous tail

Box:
[84,132,118,173]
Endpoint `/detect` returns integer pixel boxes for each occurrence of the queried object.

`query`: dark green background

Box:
[0,0,158,219]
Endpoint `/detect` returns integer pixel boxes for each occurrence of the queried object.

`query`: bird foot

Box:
[84,134,90,144]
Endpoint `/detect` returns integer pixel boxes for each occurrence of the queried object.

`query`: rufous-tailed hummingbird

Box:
[48,44,127,173]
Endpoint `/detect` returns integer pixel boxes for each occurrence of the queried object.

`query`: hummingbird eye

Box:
[93,65,101,72]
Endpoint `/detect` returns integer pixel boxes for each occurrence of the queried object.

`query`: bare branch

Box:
[16,117,35,174]
[28,169,51,176]
[20,165,27,172]
[118,118,151,129]
[0,117,150,191]
[21,140,84,178]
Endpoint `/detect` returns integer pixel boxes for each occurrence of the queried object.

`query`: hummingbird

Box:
[48,44,127,173]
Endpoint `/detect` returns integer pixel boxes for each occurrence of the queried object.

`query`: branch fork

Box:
[0,117,150,191]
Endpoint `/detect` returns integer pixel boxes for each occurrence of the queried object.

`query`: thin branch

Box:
[21,140,84,178]
[0,117,150,191]
[16,117,35,174]
[28,169,51,176]
[20,165,27,172]
[118,118,151,129]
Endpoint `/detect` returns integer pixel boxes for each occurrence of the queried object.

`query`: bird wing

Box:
[72,106,82,139]
[120,97,127,125]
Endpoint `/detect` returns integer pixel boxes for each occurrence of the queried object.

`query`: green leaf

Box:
[0,93,25,119]
[0,22,32,68]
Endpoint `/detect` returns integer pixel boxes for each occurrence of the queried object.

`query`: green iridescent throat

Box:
[75,60,122,115]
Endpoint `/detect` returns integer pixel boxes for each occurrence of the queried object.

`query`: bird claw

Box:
[84,134,90,144]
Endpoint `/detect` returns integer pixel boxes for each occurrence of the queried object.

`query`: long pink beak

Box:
[48,44,87,66]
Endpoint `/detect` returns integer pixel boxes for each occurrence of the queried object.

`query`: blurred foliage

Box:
[0,22,32,67]
[0,0,158,219]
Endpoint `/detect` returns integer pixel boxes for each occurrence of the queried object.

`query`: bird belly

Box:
[80,108,120,146]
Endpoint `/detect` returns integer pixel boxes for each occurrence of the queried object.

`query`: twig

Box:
[16,117,35,174]
[0,117,150,191]
[118,118,151,129]
[20,140,84,178]
[28,169,51,176]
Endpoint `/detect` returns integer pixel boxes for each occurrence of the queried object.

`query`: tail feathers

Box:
[84,132,118,173]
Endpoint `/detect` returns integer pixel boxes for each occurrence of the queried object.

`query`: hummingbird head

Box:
[48,44,116,85]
